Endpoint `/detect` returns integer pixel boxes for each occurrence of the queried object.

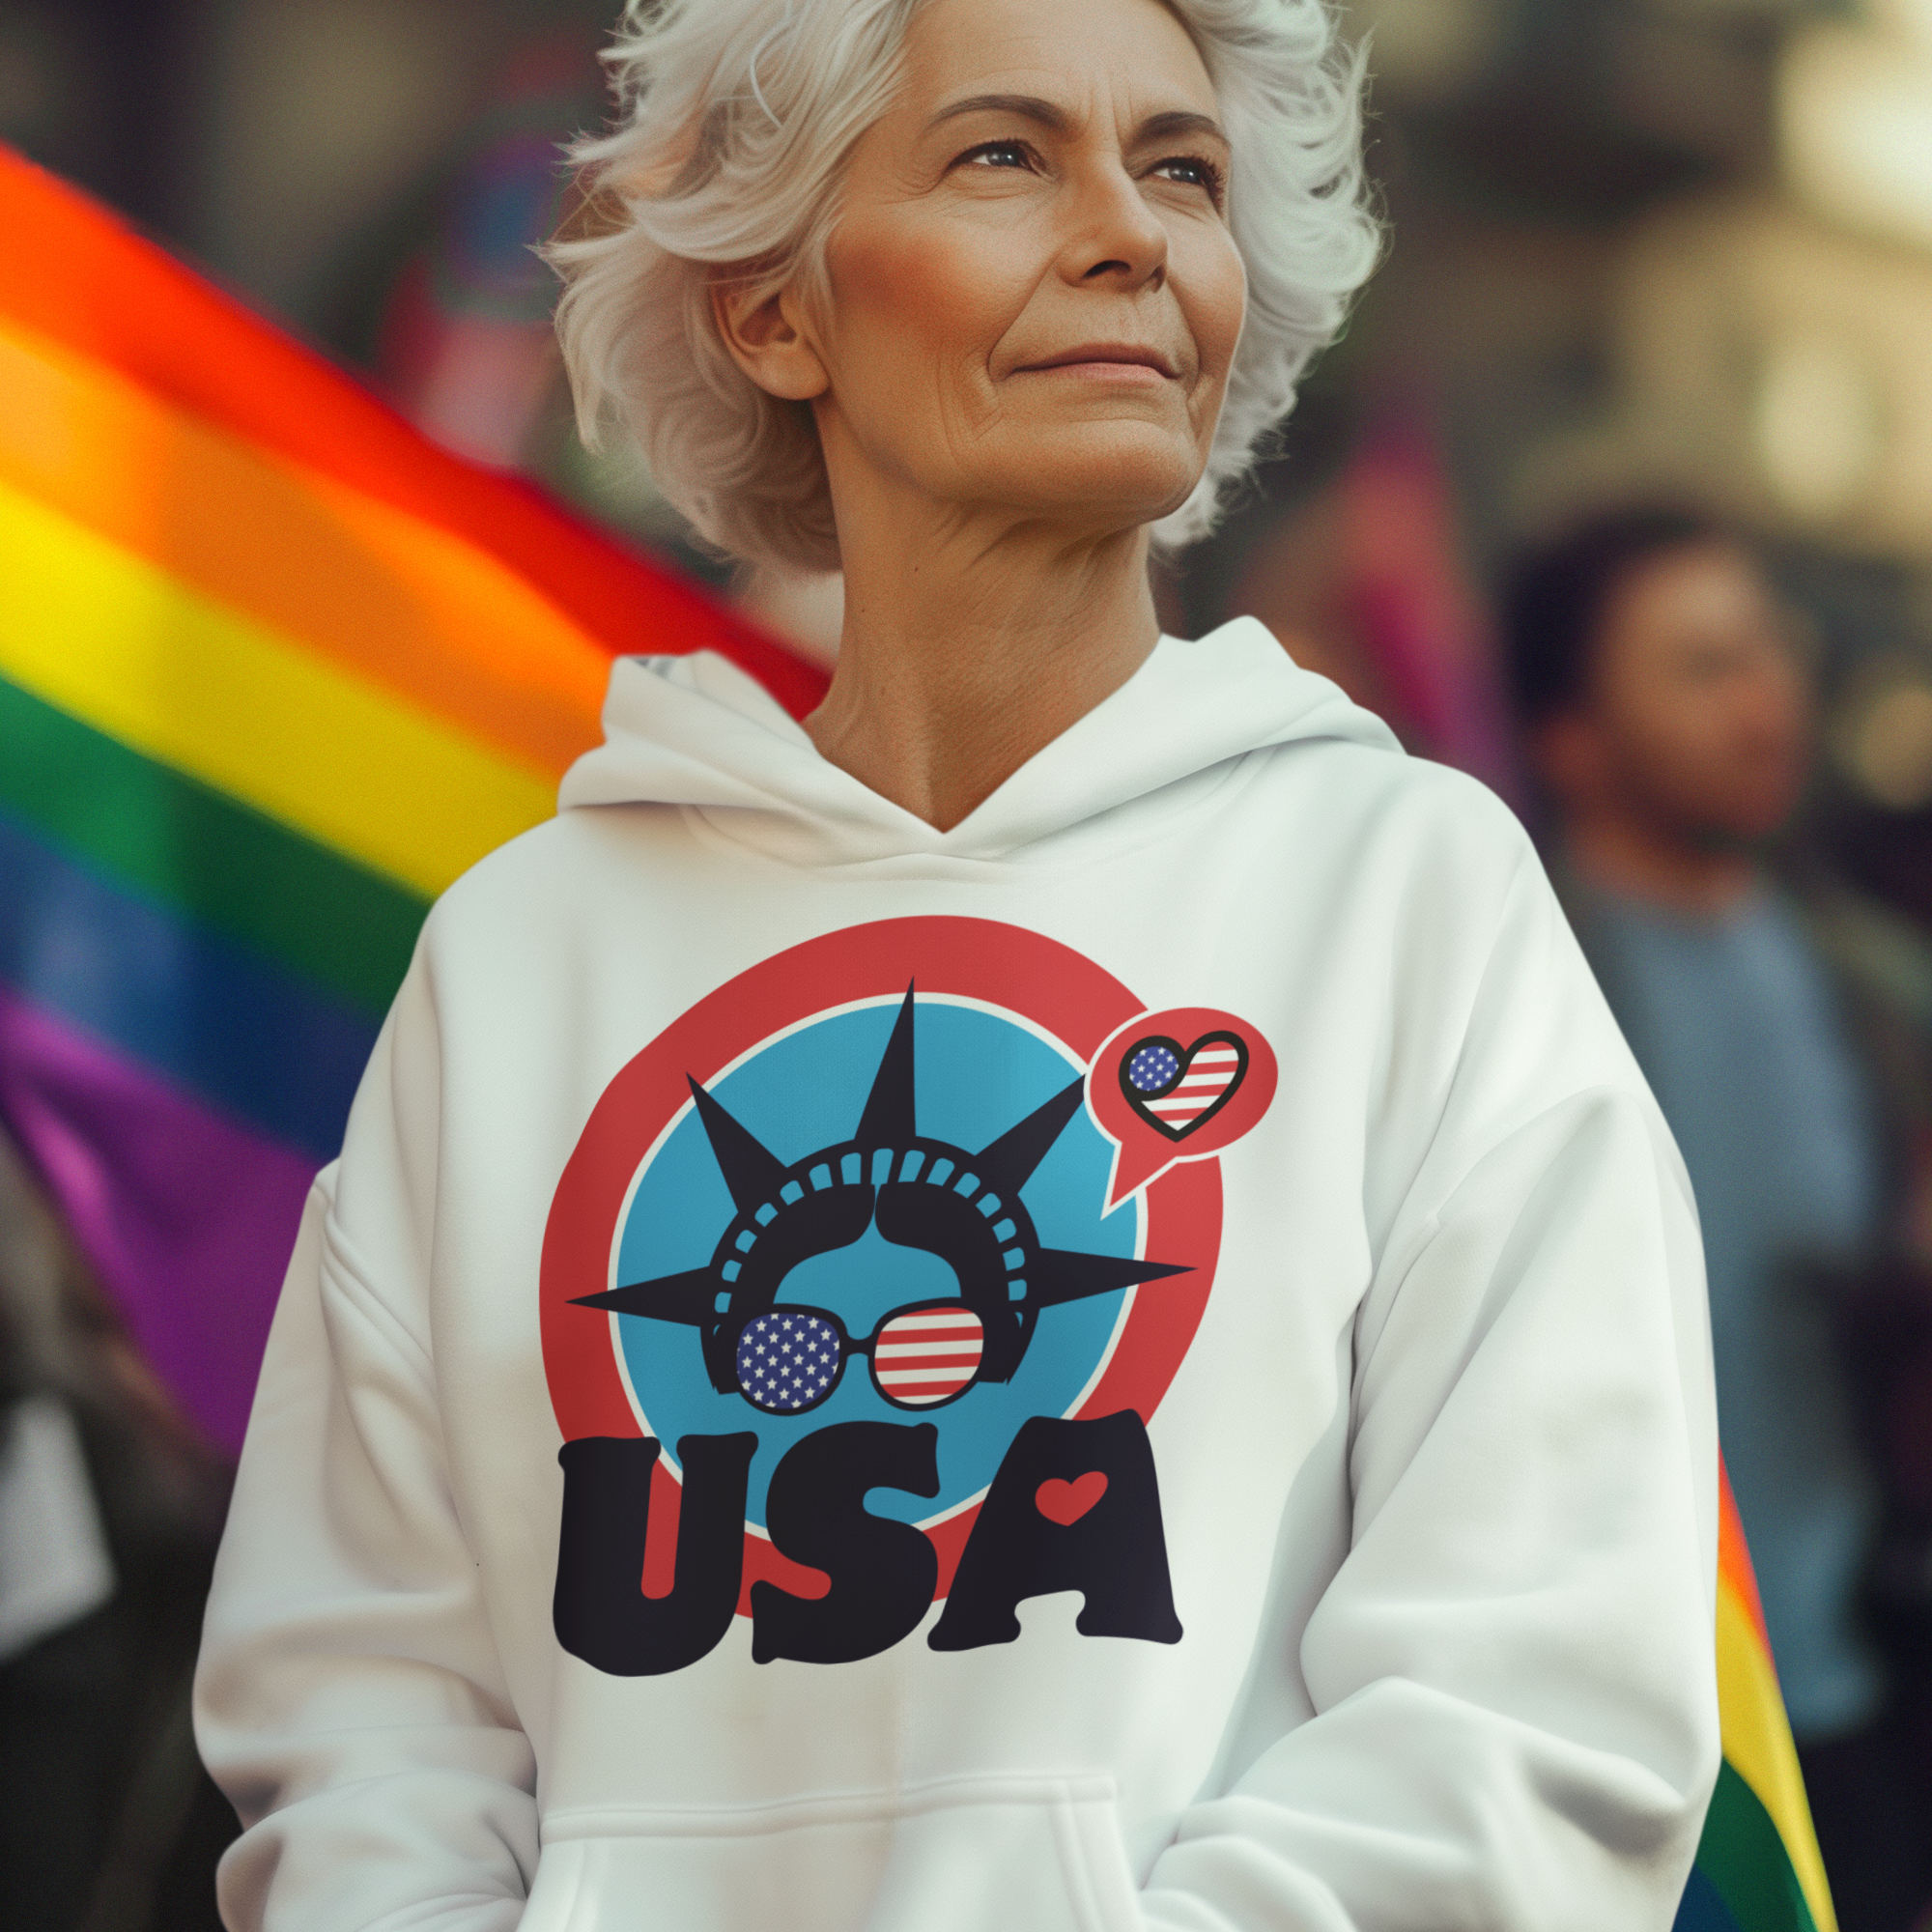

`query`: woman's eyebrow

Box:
[927,95,1227,148]
[928,93,1073,133]
[1138,109,1228,149]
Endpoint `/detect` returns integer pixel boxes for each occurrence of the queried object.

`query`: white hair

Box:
[549,0,1378,572]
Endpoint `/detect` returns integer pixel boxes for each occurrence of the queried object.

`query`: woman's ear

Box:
[712,277,831,402]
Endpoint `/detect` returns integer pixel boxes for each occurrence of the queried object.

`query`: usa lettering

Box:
[553,1409,1182,1675]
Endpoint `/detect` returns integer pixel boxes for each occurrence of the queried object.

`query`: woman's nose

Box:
[1061,163,1170,291]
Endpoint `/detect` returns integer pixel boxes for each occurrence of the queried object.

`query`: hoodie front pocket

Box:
[528,1775,1141,1932]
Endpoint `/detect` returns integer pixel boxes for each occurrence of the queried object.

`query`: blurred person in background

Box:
[1504,508,1932,1932]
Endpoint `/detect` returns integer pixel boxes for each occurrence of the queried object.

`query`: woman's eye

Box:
[958,140,1033,173]
[1153,155,1225,202]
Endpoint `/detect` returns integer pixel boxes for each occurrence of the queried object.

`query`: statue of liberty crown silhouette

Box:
[574,985,1187,1416]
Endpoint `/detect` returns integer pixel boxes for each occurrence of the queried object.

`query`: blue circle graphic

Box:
[611,998,1139,1528]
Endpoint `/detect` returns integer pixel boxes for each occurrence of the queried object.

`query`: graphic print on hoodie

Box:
[541,915,1277,1675]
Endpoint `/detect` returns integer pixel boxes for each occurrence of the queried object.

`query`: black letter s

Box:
[752,1421,941,1664]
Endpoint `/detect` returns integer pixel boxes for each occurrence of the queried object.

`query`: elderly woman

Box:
[194,0,1719,1927]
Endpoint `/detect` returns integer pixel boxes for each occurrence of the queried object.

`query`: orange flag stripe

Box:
[0,316,610,777]
[1718,1461,1771,1650]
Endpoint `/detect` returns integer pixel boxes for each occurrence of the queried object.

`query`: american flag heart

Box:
[1122,1032,1250,1141]
[872,1305,985,1407]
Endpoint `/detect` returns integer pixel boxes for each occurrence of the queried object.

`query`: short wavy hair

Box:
[549,0,1378,573]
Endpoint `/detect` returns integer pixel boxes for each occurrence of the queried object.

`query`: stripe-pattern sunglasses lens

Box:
[871,1305,984,1408]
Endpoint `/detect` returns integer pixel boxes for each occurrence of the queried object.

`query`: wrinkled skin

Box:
[716,0,1248,829]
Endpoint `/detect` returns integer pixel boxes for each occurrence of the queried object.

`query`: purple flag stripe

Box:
[0,982,315,1452]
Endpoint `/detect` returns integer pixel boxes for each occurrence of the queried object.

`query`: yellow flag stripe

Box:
[0,478,556,897]
[1717,1577,1836,1932]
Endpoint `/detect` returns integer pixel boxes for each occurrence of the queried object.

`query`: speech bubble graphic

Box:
[1087,1007,1279,1209]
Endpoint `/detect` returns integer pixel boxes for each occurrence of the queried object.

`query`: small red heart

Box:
[1035,1472,1108,1526]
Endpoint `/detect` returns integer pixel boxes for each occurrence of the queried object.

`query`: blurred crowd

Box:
[5,0,1932,1926]
[1504,509,1932,1929]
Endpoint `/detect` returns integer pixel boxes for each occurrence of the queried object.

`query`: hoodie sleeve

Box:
[1142,817,1719,1932]
[194,971,538,1932]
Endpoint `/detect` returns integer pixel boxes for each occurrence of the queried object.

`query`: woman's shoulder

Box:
[1254,723,1539,887]
[415,802,679,953]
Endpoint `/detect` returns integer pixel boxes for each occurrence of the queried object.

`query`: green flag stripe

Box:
[0,671,426,1017]
[1695,1760,1821,1932]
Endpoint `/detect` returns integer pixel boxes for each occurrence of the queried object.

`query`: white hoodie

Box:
[196,618,1719,1932]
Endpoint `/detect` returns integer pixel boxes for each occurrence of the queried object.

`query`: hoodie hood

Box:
[557,615,1400,868]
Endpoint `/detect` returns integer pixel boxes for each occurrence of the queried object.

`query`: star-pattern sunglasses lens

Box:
[871,1305,984,1408]
[736,1311,842,1413]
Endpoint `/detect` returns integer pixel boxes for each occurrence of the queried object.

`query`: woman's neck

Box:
[803,497,1161,832]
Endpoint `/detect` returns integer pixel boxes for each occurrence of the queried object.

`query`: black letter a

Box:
[554,1433,756,1676]
[928,1410,1181,1650]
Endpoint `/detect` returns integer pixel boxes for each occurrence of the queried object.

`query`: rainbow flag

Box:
[0,147,1833,1930]
[0,144,824,1456]
[1677,1469,1838,1931]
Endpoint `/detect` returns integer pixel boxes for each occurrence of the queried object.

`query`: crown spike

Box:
[856,982,919,1146]
[1027,1248,1191,1308]
[688,1076,788,1217]
[572,1267,718,1324]
[977,1077,1084,1195]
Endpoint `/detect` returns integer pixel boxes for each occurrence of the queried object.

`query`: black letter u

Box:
[554,1433,756,1676]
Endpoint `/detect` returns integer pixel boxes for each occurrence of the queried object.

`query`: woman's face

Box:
[785,0,1246,537]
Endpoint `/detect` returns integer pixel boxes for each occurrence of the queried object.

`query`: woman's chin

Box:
[968,438,1204,534]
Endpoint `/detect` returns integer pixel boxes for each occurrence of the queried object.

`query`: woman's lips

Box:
[1017,345,1179,380]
